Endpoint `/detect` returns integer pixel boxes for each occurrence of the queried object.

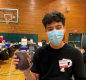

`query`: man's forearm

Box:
[24,68,37,80]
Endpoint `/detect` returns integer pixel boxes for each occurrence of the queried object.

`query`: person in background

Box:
[0,35,5,43]
[23,36,27,39]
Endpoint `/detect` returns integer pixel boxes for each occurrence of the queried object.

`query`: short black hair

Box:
[42,11,66,29]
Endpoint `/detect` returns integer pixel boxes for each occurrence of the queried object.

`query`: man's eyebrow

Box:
[55,25,62,27]
[47,26,53,28]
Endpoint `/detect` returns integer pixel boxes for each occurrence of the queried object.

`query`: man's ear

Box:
[64,26,66,33]
[45,30,47,35]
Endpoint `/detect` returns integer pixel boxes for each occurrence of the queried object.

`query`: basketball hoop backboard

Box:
[0,8,19,23]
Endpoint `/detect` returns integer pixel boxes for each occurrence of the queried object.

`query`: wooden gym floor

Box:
[0,58,25,80]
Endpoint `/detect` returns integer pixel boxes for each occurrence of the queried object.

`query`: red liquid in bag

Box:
[15,50,29,70]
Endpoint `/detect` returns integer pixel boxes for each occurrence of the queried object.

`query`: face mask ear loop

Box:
[8,59,13,80]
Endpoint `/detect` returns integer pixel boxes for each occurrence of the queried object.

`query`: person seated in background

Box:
[23,36,27,39]
[0,35,5,43]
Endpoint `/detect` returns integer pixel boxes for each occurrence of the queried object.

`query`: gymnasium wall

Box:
[0,33,38,43]
[0,0,86,43]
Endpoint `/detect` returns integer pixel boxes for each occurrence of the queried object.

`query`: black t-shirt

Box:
[30,43,86,80]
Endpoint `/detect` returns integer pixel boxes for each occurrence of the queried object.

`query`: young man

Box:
[13,11,86,80]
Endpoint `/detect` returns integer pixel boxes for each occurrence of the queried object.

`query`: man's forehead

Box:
[46,22,63,28]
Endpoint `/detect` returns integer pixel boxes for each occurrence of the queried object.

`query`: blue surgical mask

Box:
[47,30,64,46]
